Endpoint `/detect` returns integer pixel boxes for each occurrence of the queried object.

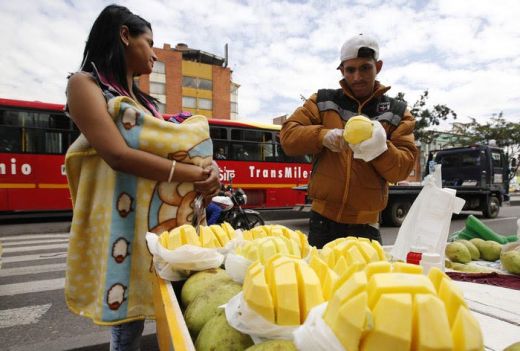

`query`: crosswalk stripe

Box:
[0,263,67,278]
[2,252,67,264]
[0,304,52,329]
[0,233,69,241]
[3,243,69,253]
[0,277,65,296]
[2,238,68,247]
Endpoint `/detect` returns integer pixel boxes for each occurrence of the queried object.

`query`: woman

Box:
[65,5,220,350]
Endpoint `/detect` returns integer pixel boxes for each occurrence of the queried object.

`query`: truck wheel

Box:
[382,200,411,227]
[482,196,500,218]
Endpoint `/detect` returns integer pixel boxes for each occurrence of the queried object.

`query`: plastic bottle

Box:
[420,253,443,274]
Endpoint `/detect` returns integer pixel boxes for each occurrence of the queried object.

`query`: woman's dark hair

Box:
[80,4,157,111]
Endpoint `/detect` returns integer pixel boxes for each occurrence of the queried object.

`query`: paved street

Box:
[0,204,519,350]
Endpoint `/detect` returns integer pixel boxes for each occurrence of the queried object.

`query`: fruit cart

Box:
[153,271,520,351]
[153,274,195,351]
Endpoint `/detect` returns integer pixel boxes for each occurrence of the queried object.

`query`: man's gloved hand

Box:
[323,129,348,152]
[349,121,388,162]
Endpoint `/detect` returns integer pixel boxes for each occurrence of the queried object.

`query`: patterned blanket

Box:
[65,96,212,325]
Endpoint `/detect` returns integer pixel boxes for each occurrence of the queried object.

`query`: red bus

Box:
[0,98,311,217]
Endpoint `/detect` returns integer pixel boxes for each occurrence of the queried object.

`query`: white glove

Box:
[322,129,347,152]
[349,121,388,162]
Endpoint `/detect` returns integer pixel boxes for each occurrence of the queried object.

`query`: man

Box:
[215,147,227,160]
[280,33,417,248]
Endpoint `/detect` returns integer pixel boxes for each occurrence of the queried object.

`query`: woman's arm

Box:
[66,73,211,185]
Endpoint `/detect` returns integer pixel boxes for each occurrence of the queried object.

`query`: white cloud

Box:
[0,0,519,127]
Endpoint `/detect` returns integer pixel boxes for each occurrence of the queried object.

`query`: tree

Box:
[394,90,457,144]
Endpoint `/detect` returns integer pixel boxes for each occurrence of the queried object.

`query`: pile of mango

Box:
[160,223,486,351]
[446,238,520,275]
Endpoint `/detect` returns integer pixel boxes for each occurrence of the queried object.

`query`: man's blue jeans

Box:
[110,319,145,351]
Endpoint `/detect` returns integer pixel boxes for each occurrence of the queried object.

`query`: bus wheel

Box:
[482,196,500,218]
[382,199,411,227]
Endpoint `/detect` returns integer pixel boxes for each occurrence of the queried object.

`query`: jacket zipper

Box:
[335,86,384,222]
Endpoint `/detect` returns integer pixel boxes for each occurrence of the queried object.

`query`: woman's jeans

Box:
[110,319,145,351]
[308,210,382,249]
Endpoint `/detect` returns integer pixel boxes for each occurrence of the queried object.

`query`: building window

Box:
[150,82,165,95]
[153,61,165,74]
[182,76,213,90]
[182,76,198,88]
[231,102,238,113]
[182,96,197,108]
[198,98,212,110]
[198,78,213,90]
[155,102,165,114]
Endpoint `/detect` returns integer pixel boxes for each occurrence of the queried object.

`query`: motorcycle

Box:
[210,185,265,230]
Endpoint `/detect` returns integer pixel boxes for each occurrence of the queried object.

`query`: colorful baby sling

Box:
[65,96,213,325]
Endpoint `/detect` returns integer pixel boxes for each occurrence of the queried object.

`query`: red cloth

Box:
[446,271,520,290]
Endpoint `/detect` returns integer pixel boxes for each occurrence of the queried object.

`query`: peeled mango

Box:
[245,339,298,350]
[242,254,324,325]
[500,242,520,275]
[184,280,242,337]
[456,240,480,260]
[242,225,310,257]
[445,242,472,264]
[343,115,374,144]
[323,262,484,351]
[195,310,254,351]
[180,268,232,307]
[199,222,236,248]
[319,236,387,276]
[159,224,200,249]
[235,236,303,264]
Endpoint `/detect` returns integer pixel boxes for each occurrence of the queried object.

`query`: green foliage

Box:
[394,90,457,144]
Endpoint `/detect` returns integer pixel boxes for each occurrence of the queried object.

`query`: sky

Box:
[1,0,519,128]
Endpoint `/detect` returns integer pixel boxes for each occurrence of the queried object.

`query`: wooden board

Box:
[153,274,195,351]
[454,281,520,351]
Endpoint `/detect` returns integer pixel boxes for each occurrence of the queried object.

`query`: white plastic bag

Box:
[225,292,297,344]
[146,232,225,281]
[390,165,465,264]
[293,303,344,351]
[224,252,252,284]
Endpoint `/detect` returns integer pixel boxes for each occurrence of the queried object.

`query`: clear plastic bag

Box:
[225,292,297,344]
[293,303,344,351]
[145,232,225,281]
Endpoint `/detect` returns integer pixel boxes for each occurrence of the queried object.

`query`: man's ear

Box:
[375,60,383,73]
[120,25,130,46]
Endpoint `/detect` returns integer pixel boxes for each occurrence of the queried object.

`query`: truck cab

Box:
[382,144,511,227]
[428,145,510,218]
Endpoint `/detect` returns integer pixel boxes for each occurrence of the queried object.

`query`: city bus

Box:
[0,98,312,217]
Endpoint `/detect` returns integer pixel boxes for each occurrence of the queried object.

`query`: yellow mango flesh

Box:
[360,293,413,351]
[323,263,483,351]
[344,115,374,144]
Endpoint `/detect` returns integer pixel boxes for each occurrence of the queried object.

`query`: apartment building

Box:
[137,43,238,119]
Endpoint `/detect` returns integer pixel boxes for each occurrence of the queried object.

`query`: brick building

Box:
[137,43,238,119]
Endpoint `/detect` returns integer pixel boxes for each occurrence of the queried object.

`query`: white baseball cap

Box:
[339,33,379,67]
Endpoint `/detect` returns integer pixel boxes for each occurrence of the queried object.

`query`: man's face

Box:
[340,57,382,101]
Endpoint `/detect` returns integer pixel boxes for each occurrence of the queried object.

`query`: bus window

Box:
[0,107,78,154]
[274,135,312,163]
[210,126,227,140]
[214,144,228,160]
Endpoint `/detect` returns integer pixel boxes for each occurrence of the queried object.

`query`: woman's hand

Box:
[194,162,221,204]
